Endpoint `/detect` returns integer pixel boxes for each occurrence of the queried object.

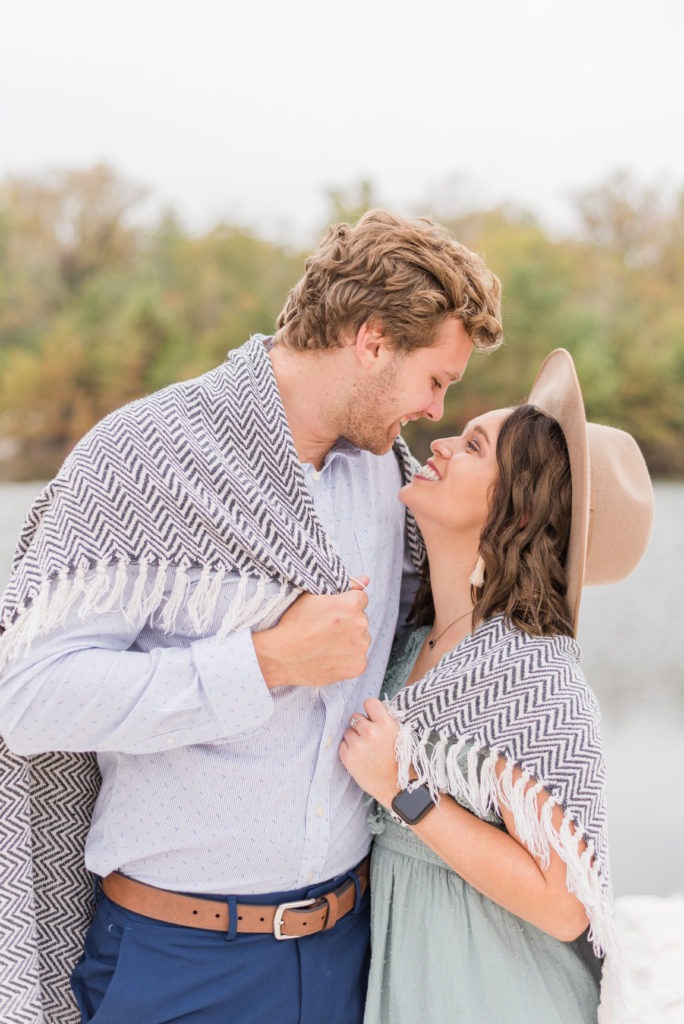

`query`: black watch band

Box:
[390,782,436,825]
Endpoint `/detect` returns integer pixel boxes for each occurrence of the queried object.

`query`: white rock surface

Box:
[616,894,684,1024]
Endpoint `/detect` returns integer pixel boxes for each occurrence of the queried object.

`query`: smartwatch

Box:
[390,782,436,825]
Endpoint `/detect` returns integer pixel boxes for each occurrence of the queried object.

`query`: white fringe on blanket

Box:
[0,559,298,674]
[394,718,625,1024]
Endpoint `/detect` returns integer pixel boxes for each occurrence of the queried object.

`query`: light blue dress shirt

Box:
[0,439,416,894]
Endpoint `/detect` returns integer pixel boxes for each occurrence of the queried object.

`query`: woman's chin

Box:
[398,483,412,506]
[399,478,433,511]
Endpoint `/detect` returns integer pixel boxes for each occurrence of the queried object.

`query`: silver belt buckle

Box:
[272,897,316,940]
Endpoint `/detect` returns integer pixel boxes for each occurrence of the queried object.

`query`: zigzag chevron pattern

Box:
[1,740,99,1023]
[3,336,346,627]
[2,335,421,635]
[0,744,41,1023]
[0,333,425,1020]
[392,616,609,871]
[31,751,100,1024]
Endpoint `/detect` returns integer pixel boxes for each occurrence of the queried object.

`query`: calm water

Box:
[1,481,682,897]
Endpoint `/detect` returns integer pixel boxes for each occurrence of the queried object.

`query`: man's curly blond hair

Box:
[275,209,503,353]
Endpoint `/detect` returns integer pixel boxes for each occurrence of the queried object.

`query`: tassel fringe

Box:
[393,720,626,1024]
[0,560,299,672]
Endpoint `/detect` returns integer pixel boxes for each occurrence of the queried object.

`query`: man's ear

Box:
[354,319,388,370]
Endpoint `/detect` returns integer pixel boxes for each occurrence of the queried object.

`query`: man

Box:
[0,209,502,1024]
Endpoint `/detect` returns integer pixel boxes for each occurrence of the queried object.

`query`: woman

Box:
[340,349,654,1024]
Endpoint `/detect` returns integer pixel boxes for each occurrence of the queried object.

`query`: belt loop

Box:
[93,875,103,905]
[223,895,238,942]
[349,870,364,914]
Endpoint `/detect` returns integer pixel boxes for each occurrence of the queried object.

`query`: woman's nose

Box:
[430,438,453,458]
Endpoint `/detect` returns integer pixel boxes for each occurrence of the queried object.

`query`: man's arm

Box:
[0,570,370,757]
[0,610,273,756]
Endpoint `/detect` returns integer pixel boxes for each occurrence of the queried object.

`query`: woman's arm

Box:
[339,698,589,943]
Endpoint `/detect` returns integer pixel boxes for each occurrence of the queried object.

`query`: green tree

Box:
[0,165,682,479]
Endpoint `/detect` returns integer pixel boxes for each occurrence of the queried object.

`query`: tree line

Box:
[0,165,682,480]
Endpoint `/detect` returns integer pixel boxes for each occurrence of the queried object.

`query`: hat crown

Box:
[584,423,654,586]
[527,348,654,633]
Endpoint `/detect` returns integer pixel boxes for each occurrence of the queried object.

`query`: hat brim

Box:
[527,349,589,635]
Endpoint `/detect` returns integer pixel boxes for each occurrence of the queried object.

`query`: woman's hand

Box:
[339,697,401,808]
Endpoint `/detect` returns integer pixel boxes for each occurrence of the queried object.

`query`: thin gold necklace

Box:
[427,609,472,649]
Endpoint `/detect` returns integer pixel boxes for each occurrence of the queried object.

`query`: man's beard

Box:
[337,360,403,455]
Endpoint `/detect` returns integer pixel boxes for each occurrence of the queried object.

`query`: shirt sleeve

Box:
[0,570,275,756]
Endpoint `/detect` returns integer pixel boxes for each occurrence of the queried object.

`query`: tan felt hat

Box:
[527,348,655,635]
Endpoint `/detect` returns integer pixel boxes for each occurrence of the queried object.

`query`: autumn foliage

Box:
[0,165,682,479]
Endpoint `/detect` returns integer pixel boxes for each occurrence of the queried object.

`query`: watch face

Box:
[391,784,435,824]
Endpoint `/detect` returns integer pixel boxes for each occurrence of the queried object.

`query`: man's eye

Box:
[432,378,443,390]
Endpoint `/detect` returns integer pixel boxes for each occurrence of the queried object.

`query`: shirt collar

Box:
[328,437,362,462]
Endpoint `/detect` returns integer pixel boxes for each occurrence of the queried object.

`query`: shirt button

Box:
[306,872,314,883]
[325,735,333,748]
[315,805,324,817]
[311,470,321,481]
[165,738,175,747]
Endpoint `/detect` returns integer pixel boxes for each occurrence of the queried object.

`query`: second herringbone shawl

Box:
[391,615,622,1023]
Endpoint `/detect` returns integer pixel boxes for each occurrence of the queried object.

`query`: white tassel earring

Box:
[469,555,485,589]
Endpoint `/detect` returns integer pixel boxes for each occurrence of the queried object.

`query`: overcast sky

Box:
[1,0,682,241]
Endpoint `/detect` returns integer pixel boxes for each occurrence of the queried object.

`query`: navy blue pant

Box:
[71,871,370,1024]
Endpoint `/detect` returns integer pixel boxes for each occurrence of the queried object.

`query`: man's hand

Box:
[339,697,401,807]
[252,576,370,689]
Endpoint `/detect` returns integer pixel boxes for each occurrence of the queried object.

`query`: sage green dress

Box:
[364,628,602,1024]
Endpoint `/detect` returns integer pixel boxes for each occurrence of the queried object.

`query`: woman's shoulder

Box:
[496,618,601,712]
[493,616,583,666]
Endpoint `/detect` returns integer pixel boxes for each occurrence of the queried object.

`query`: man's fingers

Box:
[346,587,369,612]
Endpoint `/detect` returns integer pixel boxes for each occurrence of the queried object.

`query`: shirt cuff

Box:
[191,628,274,736]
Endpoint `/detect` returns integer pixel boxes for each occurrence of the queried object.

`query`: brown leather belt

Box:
[102,858,369,940]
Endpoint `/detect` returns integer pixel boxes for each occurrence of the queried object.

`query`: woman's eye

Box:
[465,439,479,453]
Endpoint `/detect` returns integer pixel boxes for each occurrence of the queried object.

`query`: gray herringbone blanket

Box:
[0,334,421,1023]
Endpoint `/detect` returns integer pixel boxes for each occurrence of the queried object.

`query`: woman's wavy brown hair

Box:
[275,209,503,354]
[411,404,574,637]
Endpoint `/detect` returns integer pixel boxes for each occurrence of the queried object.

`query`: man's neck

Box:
[269,344,346,470]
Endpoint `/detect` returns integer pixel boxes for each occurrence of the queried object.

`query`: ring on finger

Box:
[350,715,362,729]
